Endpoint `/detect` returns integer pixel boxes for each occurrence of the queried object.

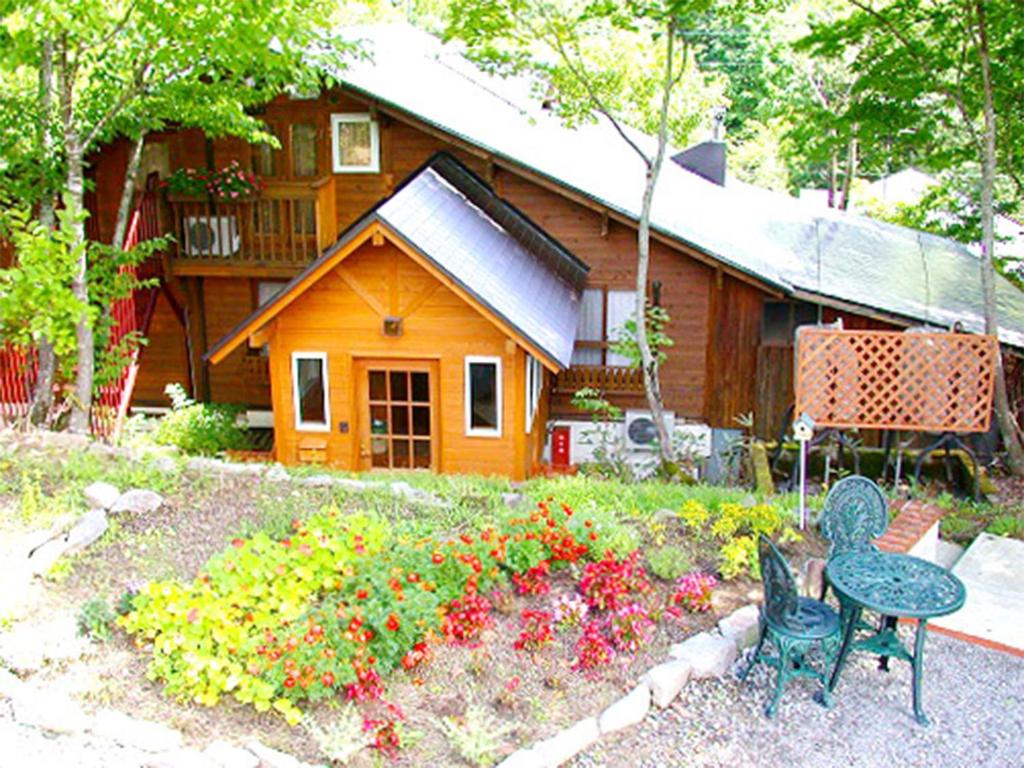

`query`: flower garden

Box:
[113,476,807,765]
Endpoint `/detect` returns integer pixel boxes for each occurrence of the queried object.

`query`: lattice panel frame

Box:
[794,329,997,433]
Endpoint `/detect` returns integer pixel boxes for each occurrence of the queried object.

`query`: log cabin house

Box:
[81,23,1024,478]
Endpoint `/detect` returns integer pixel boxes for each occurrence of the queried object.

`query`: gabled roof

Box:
[325,23,1024,348]
[206,154,585,369]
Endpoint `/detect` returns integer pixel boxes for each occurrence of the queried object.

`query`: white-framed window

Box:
[465,355,502,437]
[571,287,638,366]
[330,113,380,173]
[524,354,543,432]
[291,352,330,432]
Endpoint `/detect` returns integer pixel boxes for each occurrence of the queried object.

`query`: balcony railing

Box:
[554,365,645,395]
[167,177,337,274]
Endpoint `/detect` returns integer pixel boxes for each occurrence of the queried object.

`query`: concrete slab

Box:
[931,533,1024,654]
[934,539,965,570]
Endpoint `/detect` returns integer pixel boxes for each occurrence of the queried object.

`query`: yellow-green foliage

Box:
[678,500,799,579]
[119,510,389,724]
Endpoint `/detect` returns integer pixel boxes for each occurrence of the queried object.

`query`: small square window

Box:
[331,113,380,173]
[465,356,502,437]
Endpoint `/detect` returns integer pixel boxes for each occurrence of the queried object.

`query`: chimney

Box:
[671,107,727,186]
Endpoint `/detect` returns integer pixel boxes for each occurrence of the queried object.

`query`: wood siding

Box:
[267,239,530,478]
[84,87,784,429]
[132,290,190,405]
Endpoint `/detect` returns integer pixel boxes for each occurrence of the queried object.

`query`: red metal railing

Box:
[91,185,163,438]
[0,184,163,438]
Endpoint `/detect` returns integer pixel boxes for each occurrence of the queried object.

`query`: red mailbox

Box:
[551,425,571,468]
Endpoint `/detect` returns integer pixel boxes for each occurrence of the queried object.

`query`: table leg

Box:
[828,601,862,692]
[912,619,930,726]
[877,615,898,671]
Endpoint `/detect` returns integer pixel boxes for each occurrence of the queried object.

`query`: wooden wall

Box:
[87,86,784,430]
[133,290,190,405]
[264,239,531,478]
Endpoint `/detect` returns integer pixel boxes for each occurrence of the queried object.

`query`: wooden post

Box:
[184,277,211,402]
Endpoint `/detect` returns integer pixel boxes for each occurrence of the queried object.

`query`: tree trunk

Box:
[827,143,838,208]
[29,37,56,426]
[634,25,678,469]
[838,133,858,211]
[111,132,146,248]
[58,40,94,435]
[975,0,1024,473]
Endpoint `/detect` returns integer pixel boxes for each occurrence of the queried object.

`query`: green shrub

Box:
[154,383,248,456]
[646,545,692,581]
[987,513,1024,539]
[77,598,115,641]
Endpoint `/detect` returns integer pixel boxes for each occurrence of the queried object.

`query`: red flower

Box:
[322,672,335,687]
[386,613,400,632]
[231,538,244,548]
[356,589,369,600]
[432,552,445,564]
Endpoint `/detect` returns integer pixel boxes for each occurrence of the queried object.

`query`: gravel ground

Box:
[574,630,1024,768]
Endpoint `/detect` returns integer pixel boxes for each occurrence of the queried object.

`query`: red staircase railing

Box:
[0,182,164,438]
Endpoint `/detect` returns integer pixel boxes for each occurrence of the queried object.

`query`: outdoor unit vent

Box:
[184,216,242,257]
[624,409,675,451]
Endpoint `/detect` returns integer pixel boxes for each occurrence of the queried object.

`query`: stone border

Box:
[0,667,314,768]
[495,604,761,768]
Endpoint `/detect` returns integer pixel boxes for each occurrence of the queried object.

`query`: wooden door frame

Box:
[353,357,440,472]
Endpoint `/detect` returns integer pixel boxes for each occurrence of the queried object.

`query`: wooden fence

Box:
[794,328,997,434]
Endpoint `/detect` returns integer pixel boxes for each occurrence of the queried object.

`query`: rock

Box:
[264,465,290,483]
[204,740,260,768]
[83,481,120,510]
[532,717,600,768]
[598,683,650,735]
[495,749,543,768]
[110,489,164,515]
[23,515,76,556]
[91,709,183,752]
[802,557,827,598]
[296,474,335,488]
[669,631,738,678]
[501,492,525,508]
[0,615,91,673]
[65,509,108,554]
[245,740,301,768]
[642,659,692,708]
[220,461,264,477]
[146,748,218,768]
[11,689,89,735]
[150,456,179,474]
[187,456,226,473]
[27,536,71,576]
[717,604,761,649]
[0,667,25,698]
[333,478,368,491]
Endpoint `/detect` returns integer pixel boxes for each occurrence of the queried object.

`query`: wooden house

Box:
[80,24,1024,475]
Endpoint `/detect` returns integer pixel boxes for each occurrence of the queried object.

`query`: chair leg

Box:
[740,619,767,682]
[765,641,791,718]
[818,634,841,709]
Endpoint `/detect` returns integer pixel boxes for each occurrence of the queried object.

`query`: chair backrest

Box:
[759,534,798,628]
[819,475,888,558]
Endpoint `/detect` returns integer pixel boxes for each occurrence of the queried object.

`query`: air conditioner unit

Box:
[624,409,675,451]
[184,216,241,257]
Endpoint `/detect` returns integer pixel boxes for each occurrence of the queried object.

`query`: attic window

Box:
[331,113,379,173]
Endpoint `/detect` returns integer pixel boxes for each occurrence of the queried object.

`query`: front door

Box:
[355,359,438,470]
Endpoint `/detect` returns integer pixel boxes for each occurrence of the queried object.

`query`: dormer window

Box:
[331,113,380,173]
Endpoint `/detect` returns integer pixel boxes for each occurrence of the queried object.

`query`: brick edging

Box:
[875,500,947,554]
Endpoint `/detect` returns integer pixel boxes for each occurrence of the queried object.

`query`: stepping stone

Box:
[931,532,1024,653]
[110,489,164,515]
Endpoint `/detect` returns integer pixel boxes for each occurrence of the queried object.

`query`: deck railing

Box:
[167,177,336,272]
[554,365,646,395]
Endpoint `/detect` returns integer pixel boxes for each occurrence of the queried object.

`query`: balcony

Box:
[166,177,337,277]
[554,365,645,395]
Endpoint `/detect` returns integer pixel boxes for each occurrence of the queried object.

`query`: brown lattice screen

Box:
[794,328,997,433]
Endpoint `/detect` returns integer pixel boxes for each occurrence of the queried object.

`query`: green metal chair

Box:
[818,475,888,602]
[741,535,842,718]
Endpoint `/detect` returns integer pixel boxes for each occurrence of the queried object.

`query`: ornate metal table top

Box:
[826,551,966,619]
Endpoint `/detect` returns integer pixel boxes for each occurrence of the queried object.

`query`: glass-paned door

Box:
[358,361,436,470]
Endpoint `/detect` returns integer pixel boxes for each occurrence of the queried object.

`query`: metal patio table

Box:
[825,550,966,725]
